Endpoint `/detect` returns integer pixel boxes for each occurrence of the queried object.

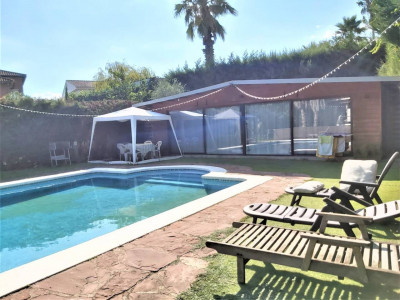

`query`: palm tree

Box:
[335,15,366,40]
[174,0,237,68]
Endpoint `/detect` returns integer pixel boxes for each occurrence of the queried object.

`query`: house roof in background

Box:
[0,70,27,78]
[0,77,14,84]
[65,80,96,90]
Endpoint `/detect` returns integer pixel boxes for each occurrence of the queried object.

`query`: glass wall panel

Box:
[170,110,205,153]
[205,106,242,154]
[293,98,351,155]
[245,102,291,155]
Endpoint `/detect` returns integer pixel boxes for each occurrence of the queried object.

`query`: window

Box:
[205,106,242,154]
[170,110,204,153]
[245,102,291,155]
[293,98,351,155]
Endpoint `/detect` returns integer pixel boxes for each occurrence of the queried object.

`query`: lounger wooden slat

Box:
[269,228,293,252]
[302,208,319,220]
[290,207,308,218]
[381,243,390,270]
[241,225,268,248]
[387,200,399,211]
[248,226,273,248]
[292,233,311,257]
[235,223,264,246]
[254,203,270,214]
[375,203,387,218]
[276,230,298,252]
[285,232,303,254]
[264,204,281,214]
[273,205,292,216]
[261,228,287,251]
[224,224,251,244]
[334,246,346,263]
[389,244,399,272]
[371,242,380,268]
[207,222,400,286]
[362,206,376,218]
[316,244,330,261]
[326,245,338,262]
[255,227,279,250]
[363,243,372,267]
[343,247,353,265]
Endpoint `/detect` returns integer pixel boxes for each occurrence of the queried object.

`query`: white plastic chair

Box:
[155,141,162,158]
[125,143,133,161]
[116,143,126,160]
[144,140,153,144]
[49,141,71,166]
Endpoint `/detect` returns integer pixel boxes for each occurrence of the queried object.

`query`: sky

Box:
[1,0,363,98]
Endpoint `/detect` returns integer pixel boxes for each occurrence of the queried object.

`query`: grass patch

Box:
[179,255,400,300]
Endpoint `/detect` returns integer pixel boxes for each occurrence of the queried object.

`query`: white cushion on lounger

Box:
[292,181,325,193]
[340,160,377,192]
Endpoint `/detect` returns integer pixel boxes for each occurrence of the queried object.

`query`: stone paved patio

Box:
[2,166,308,300]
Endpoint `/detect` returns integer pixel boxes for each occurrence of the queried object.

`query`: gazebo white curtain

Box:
[88,107,182,163]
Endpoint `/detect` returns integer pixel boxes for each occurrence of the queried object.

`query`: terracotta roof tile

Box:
[0,70,26,78]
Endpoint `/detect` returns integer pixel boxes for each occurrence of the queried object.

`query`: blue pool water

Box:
[0,169,238,272]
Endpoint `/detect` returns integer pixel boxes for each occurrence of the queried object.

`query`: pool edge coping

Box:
[0,165,272,297]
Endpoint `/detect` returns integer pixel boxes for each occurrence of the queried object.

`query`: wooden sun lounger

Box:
[286,152,399,206]
[206,215,400,286]
[244,188,400,235]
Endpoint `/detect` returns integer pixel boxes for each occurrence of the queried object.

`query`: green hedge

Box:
[165,47,384,91]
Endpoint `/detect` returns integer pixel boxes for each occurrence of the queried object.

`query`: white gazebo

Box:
[88,107,182,164]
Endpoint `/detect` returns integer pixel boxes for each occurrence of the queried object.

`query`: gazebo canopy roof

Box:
[94,107,171,122]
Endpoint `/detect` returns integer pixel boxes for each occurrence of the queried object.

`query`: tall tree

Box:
[94,62,155,101]
[357,0,375,38]
[174,0,237,68]
[369,0,400,75]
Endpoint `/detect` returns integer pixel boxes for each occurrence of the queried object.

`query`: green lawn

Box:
[174,157,400,300]
[1,157,399,299]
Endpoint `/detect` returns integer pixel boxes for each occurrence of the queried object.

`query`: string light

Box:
[0,103,97,117]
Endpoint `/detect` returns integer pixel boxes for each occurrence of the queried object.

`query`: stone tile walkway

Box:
[3,167,308,300]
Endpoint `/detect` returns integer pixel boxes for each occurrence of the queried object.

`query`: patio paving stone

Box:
[124,248,177,272]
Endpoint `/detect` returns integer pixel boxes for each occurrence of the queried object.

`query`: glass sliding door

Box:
[205,106,243,154]
[170,110,205,153]
[245,102,291,155]
[293,98,351,155]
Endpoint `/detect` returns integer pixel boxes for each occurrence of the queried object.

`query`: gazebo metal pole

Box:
[169,118,183,156]
[87,120,97,161]
[130,118,137,163]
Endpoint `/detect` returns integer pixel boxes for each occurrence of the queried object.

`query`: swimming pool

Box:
[0,166,271,296]
[0,168,239,272]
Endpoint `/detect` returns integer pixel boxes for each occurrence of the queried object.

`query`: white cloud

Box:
[310,25,336,41]
[323,28,336,39]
